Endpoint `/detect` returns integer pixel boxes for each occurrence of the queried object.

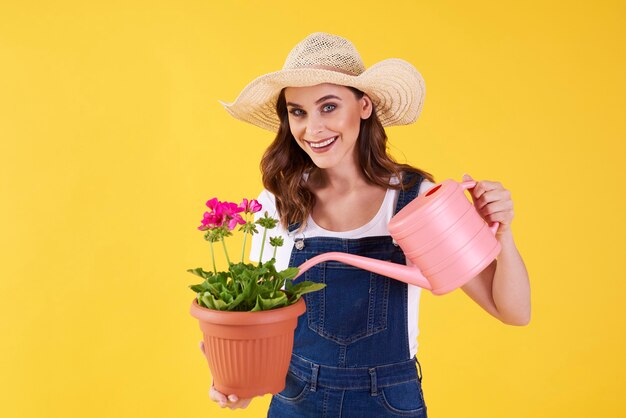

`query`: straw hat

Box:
[218,32,426,133]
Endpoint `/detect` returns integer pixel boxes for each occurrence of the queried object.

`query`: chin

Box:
[309,158,337,169]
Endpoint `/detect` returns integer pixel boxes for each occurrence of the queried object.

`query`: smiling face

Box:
[284,83,373,170]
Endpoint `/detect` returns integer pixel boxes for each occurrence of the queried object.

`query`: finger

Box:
[462,174,478,201]
[228,397,253,409]
[472,180,501,201]
[209,387,228,405]
[480,200,513,218]
[214,396,228,408]
[199,341,209,361]
[209,388,226,403]
[475,188,510,211]
[226,394,240,409]
[481,206,514,226]
[461,173,476,198]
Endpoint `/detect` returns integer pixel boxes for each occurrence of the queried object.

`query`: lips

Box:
[307,136,337,148]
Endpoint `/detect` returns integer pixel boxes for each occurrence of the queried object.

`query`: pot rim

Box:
[189,296,306,325]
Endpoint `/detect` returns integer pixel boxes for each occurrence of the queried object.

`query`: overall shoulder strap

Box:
[394,172,424,216]
[287,221,301,233]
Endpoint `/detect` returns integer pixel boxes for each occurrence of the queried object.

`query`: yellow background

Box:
[1,1,624,417]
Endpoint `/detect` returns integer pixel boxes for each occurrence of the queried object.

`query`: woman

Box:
[200,32,531,417]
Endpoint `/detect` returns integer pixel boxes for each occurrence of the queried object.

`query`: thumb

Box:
[462,173,477,201]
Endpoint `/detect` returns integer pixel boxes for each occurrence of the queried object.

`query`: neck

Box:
[313,153,368,193]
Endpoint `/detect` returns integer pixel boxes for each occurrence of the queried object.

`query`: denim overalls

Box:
[268,172,428,418]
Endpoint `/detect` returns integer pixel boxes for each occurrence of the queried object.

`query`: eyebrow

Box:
[286,95,342,108]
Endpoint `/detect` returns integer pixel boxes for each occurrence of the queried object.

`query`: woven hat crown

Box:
[283,32,366,76]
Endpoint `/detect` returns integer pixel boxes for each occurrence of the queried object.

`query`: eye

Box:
[322,104,336,112]
[289,108,305,117]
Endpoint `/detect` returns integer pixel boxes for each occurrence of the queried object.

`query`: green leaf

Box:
[199,292,215,309]
[189,280,211,293]
[239,222,259,235]
[286,281,327,302]
[189,251,324,311]
[212,281,227,295]
[269,236,284,247]
[187,267,213,279]
[209,271,229,286]
[256,212,278,229]
[228,279,253,310]
[251,293,288,312]
[278,267,299,281]
[219,290,234,305]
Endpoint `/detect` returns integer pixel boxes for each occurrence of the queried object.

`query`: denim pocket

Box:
[304,261,390,344]
[273,370,309,403]
[377,379,427,417]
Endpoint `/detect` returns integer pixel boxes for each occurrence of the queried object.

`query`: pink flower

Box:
[238,198,262,214]
[249,199,262,213]
[198,197,228,230]
[219,201,244,230]
[198,211,224,231]
[220,201,244,217]
[205,197,219,210]
[197,198,251,231]
[238,198,249,213]
[227,213,246,230]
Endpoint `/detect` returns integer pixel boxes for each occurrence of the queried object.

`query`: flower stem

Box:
[241,216,248,263]
[273,246,277,260]
[209,241,217,274]
[221,237,231,265]
[258,226,267,265]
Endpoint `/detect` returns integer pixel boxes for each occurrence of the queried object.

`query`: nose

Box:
[304,114,325,137]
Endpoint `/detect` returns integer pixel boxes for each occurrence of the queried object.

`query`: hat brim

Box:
[218,58,425,133]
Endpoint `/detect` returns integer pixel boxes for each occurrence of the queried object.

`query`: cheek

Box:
[337,114,362,140]
[289,129,307,151]
[288,123,304,142]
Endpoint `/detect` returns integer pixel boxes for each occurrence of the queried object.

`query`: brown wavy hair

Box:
[260,86,435,233]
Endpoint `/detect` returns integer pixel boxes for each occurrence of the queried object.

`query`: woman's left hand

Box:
[462,174,514,239]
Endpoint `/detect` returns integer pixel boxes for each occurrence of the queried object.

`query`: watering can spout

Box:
[294,252,432,290]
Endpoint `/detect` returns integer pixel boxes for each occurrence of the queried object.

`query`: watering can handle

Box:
[461,180,500,236]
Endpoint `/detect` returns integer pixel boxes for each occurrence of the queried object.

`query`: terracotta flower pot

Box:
[190,297,306,398]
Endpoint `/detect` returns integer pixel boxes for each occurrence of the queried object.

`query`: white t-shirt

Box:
[248,177,436,357]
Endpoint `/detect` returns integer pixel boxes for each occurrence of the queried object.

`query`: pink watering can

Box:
[294,179,501,295]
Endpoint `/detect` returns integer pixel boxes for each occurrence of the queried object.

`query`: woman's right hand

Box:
[199,341,254,409]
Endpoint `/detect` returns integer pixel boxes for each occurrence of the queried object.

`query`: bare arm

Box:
[461,228,531,325]
[459,174,531,326]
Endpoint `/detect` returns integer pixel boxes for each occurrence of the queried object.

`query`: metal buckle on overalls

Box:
[294,229,306,250]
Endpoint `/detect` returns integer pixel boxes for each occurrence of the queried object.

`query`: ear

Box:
[360,95,373,120]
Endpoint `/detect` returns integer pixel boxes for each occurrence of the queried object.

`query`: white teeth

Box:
[309,137,337,148]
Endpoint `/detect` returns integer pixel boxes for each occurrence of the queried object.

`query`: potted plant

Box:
[188,197,325,398]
